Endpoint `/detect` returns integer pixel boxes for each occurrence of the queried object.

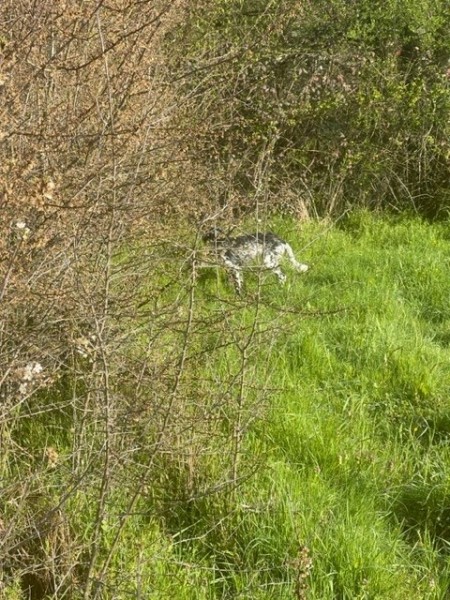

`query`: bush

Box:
[171,0,450,217]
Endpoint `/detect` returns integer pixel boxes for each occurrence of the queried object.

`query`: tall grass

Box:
[158,211,450,599]
[3,212,450,598]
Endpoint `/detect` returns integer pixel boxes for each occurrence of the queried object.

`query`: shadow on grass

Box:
[391,481,450,552]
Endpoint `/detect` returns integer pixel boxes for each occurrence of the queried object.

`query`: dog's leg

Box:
[263,254,286,285]
[273,267,287,284]
[223,255,243,294]
[228,267,243,294]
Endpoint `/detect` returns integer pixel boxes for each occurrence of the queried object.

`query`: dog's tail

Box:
[284,243,309,273]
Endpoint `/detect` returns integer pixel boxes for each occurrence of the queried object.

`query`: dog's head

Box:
[202,226,226,243]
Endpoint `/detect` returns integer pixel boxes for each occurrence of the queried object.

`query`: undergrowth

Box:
[3,211,450,599]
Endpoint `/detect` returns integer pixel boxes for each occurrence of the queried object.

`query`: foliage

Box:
[171,0,450,217]
[2,0,450,598]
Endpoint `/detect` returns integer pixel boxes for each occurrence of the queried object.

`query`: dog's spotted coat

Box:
[203,227,309,294]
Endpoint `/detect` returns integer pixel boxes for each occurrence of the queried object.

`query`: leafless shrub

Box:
[0,1,284,597]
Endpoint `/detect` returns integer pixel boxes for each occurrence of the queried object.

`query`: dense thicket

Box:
[172,0,450,217]
[1,2,196,597]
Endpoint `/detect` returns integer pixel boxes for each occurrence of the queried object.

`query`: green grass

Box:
[3,211,450,598]
[157,211,450,599]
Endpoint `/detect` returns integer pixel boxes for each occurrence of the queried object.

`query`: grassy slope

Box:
[5,212,450,599]
[164,211,450,599]
[248,212,450,599]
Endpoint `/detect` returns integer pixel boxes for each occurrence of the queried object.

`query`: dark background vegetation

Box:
[172,0,450,218]
[1,0,450,597]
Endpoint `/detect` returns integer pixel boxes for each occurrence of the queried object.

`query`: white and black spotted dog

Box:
[202,227,309,294]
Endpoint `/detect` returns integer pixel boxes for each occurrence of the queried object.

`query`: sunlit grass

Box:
[165,211,450,598]
[5,211,450,598]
